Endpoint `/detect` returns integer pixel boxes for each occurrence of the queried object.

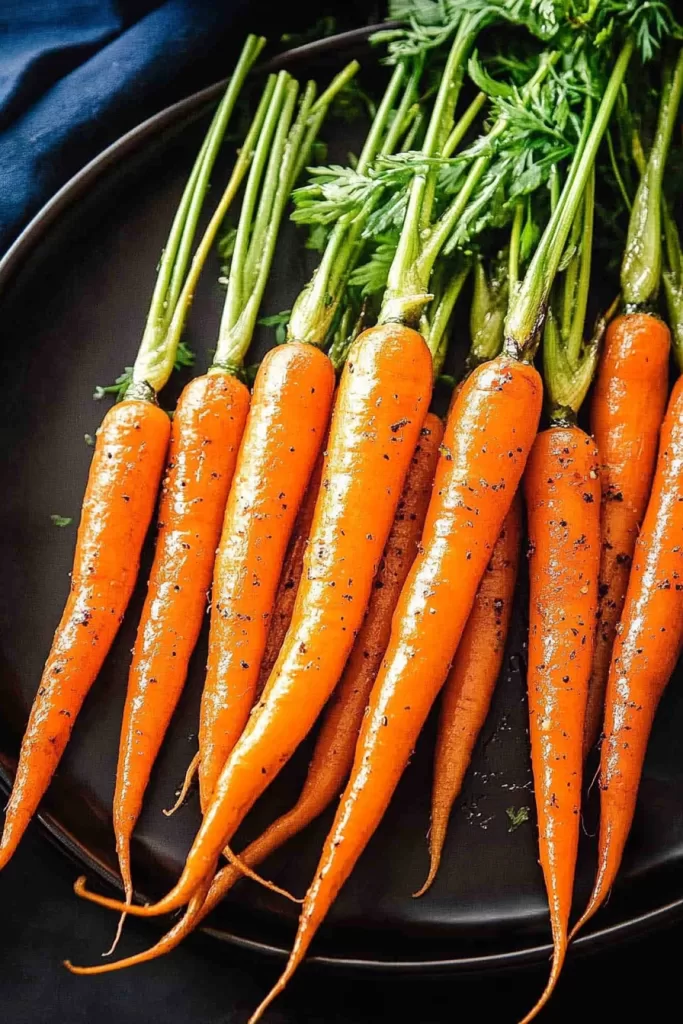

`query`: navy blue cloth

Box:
[0,1,371,255]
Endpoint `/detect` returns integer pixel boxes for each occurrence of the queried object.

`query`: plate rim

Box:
[1,23,683,975]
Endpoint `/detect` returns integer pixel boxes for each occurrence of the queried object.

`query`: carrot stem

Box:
[131,35,265,395]
[621,47,683,308]
[505,39,634,360]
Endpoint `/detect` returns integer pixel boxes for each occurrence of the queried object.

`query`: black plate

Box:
[2,27,683,975]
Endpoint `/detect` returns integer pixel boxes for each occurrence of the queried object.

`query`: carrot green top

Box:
[125,34,265,400]
[621,48,683,310]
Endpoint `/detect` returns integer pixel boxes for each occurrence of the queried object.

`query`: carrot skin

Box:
[198,342,335,808]
[584,314,670,756]
[521,426,600,1024]
[417,490,522,896]
[256,449,324,694]
[574,375,683,936]
[65,412,444,975]
[113,373,250,895]
[247,354,542,1019]
[72,322,432,919]
[0,400,170,868]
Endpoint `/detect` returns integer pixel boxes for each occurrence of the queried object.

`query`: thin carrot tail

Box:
[65,879,212,976]
[412,818,447,898]
[163,752,200,816]
[518,930,567,1024]
[222,842,302,904]
[568,854,613,941]
[102,835,134,957]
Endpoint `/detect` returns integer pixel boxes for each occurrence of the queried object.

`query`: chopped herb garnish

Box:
[50,515,73,528]
[506,805,530,832]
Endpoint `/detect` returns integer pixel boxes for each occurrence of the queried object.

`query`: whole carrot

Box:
[415,491,521,897]
[248,46,632,1020]
[65,413,443,977]
[573,49,683,938]
[415,249,517,899]
[74,49,436,919]
[0,36,267,872]
[582,50,680,755]
[109,67,360,922]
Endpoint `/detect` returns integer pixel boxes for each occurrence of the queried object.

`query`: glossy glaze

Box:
[76,412,446,974]
[576,375,683,935]
[585,313,671,755]
[255,447,325,693]
[418,491,522,897]
[198,341,335,808]
[247,354,542,1010]
[112,373,250,898]
[0,399,170,869]
[522,425,600,1023]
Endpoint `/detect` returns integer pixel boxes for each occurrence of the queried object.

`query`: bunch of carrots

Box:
[2,2,683,1020]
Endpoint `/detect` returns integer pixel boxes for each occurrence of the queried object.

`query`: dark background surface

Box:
[0,2,680,1021]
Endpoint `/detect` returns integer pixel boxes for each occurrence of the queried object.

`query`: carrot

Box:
[74,320,433,920]
[415,491,521,897]
[573,49,683,938]
[247,45,633,1020]
[414,249,517,899]
[107,66,357,929]
[64,412,442,977]
[197,341,336,807]
[0,37,267,871]
[582,51,683,755]
[256,449,324,693]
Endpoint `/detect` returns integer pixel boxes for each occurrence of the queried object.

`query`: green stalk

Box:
[543,165,599,423]
[663,202,683,368]
[469,253,509,370]
[129,35,265,396]
[621,48,683,308]
[508,202,524,298]
[441,91,487,159]
[135,75,277,393]
[428,262,471,377]
[287,60,418,346]
[505,40,634,359]
[292,61,360,183]
[221,72,292,340]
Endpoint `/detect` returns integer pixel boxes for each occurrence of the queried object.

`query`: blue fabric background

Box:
[0,1,370,255]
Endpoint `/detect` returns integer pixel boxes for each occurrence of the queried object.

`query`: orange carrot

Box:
[112,374,250,904]
[256,449,324,693]
[64,412,442,977]
[196,343,335,809]
[414,491,522,897]
[74,321,433,918]
[0,36,266,872]
[583,314,670,756]
[246,353,542,1020]
[521,426,600,1022]
[0,401,170,870]
[571,373,683,937]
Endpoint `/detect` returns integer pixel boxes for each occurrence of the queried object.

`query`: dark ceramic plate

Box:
[1,27,683,975]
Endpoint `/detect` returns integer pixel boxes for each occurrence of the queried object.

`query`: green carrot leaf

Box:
[50,515,73,528]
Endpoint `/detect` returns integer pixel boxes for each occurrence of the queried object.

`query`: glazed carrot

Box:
[65,413,442,977]
[74,320,433,919]
[197,341,336,807]
[248,46,632,1020]
[108,66,358,921]
[256,450,324,693]
[0,402,170,871]
[582,50,682,754]
[414,249,515,898]
[573,50,683,938]
[415,492,521,897]
[523,428,600,1021]
[0,37,267,871]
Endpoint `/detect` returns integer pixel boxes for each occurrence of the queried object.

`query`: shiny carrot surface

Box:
[584,313,670,755]
[0,400,170,869]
